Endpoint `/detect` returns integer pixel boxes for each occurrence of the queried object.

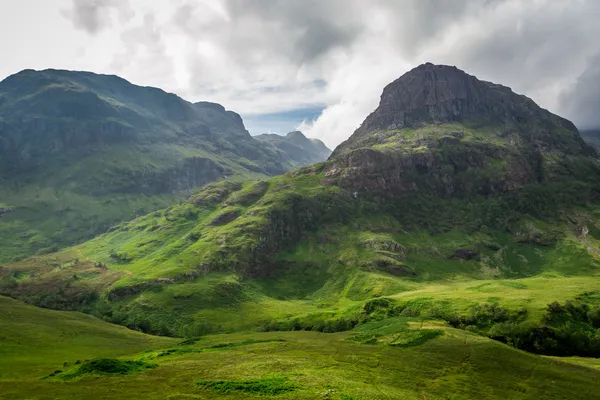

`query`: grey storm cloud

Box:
[561,53,600,130]
[171,0,482,67]
[54,0,600,144]
[62,0,134,35]
[172,0,366,64]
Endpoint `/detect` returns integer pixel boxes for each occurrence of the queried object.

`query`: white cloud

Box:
[2,0,600,149]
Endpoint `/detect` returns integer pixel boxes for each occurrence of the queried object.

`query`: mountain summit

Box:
[328,63,597,199]
[334,63,593,157]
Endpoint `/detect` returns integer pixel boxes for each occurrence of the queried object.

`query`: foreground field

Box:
[1,296,599,400]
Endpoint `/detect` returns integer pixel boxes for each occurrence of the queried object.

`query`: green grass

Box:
[0,295,175,380]
[196,375,296,395]
[2,296,600,399]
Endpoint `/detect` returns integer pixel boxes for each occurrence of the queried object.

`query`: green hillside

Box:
[3,64,600,398]
[1,295,599,399]
[0,69,330,262]
[0,295,175,380]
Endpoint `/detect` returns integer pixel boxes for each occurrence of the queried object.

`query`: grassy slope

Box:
[3,161,600,338]
[1,296,599,399]
[0,142,268,263]
[0,69,315,263]
[0,296,175,380]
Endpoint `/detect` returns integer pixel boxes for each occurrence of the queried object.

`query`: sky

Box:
[1,0,599,149]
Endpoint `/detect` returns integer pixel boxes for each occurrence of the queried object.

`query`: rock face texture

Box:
[255,131,331,168]
[327,63,598,198]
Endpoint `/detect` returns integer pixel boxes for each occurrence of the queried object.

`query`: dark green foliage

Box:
[48,359,157,380]
[443,302,528,329]
[434,300,600,357]
[196,375,296,395]
[389,329,443,348]
[362,298,401,320]
[149,339,287,359]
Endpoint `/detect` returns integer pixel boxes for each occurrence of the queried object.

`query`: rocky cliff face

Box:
[334,63,592,157]
[327,63,598,199]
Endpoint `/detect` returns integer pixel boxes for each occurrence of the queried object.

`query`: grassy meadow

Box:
[1,295,600,399]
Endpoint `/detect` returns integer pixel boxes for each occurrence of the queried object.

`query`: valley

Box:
[2,63,600,399]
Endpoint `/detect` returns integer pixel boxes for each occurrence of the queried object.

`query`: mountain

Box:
[0,69,322,261]
[581,129,600,150]
[255,131,331,167]
[4,64,600,364]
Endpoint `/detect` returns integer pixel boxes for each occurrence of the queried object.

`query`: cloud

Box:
[560,53,600,130]
[62,0,134,34]
[299,0,600,147]
[53,0,600,148]
[110,12,174,88]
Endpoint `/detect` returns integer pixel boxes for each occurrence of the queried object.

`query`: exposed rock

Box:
[363,238,405,254]
[335,63,594,157]
[208,209,241,226]
[326,63,598,200]
[364,259,416,277]
[452,249,480,261]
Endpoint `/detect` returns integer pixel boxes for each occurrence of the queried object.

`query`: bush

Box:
[196,375,295,395]
[479,301,600,357]
[48,359,157,380]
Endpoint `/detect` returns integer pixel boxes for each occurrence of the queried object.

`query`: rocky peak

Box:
[325,63,598,199]
[333,63,593,158]
[357,63,531,132]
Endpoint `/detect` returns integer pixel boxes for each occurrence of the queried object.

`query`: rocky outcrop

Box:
[335,63,593,157]
[326,63,598,199]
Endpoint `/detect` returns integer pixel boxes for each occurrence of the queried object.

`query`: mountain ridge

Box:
[255,130,331,167]
[0,68,330,261]
[3,64,600,367]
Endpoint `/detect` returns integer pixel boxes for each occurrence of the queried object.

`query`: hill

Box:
[1,295,599,399]
[255,130,332,167]
[0,69,329,262]
[3,63,600,361]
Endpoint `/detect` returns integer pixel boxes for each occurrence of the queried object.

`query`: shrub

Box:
[196,375,296,395]
[48,359,157,380]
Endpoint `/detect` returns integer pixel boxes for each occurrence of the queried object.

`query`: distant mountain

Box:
[580,129,600,150]
[0,69,310,261]
[255,131,331,167]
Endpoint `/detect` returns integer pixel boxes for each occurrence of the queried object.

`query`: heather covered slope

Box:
[3,64,600,359]
[0,69,326,262]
